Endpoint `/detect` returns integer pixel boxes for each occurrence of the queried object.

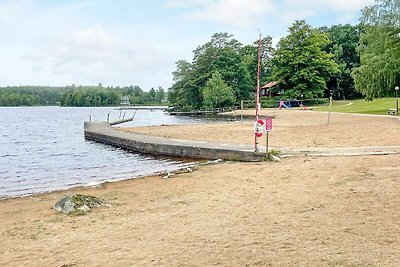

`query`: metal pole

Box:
[327,93,332,125]
[266,131,269,157]
[240,100,243,124]
[395,86,399,115]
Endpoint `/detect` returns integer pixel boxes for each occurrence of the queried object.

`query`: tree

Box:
[169,32,254,110]
[240,36,274,92]
[190,33,245,107]
[148,88,156,102]
[155,87,165,103]
[0,86,62,106]
[271,20,340,98]
[352,0,400,99]
[203,71,236,109]
[0,85,164,107]
[322,24,361,99]
[168,60,197,110]
[209,32,242,51]
[212,46,253,101]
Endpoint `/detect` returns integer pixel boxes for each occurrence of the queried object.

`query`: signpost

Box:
[265,117,272,155]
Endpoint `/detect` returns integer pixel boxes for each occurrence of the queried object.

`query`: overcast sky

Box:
[0,0,375,90]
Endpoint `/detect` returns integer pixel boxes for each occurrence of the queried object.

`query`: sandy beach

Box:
[122,109,400,149]
[1,110,399,266]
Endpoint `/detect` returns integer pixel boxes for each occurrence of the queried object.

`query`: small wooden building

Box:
[260,81,280,97]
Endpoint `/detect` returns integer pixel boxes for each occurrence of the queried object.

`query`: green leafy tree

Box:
[352,0,400,99]
[240,36,274,94]
[168,60,196,110]
[169,32,254,110]
[128,86,144,105]
[203,71,236,109]
[155,87,165,103]
[203,71,236,108]
[271,20,340,98]
[148,88,156,102]
[322,24,361,99]
[0,85,165,107]
[190,33,244,107]
[213,46,253,101]
[0,86,61,106]
[199,33,254,101]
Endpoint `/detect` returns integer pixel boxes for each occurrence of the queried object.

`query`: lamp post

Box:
[395,86,399,115]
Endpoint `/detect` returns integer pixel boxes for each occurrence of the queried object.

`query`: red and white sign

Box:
[265,117,272,131]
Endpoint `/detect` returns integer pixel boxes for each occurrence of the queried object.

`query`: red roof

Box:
[261,81,277,89]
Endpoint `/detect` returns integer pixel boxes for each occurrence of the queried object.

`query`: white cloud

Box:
[165,0,374,27]
[282,0,374,12]
[0,0,31,22]
[279,0,375,22]
[263,0,375,35]
[166,0,275,27]
[73,26,113,49]
[26,25,177,88]
[0,1,179,89]
[164,0,213,8]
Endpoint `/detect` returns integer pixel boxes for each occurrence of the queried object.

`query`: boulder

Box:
[54,194,111,215]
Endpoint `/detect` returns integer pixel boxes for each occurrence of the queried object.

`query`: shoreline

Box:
[0,175,148,202]
[1,110,399,266]
[0,160,200,201]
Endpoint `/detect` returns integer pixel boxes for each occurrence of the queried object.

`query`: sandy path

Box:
[1,110,399,266]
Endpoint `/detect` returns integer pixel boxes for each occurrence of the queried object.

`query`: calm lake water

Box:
[0,106,215,199]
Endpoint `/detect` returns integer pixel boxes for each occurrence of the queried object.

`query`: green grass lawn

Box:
[311,98,399,115]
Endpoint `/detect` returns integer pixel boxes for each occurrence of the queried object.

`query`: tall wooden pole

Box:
[254,32,262,152]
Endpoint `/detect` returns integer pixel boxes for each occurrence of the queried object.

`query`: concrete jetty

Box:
[84,122,264,161]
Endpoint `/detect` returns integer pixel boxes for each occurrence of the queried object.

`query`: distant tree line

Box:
[0,86,62,106]
[169,0,399,110]
[0,84,166,107]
